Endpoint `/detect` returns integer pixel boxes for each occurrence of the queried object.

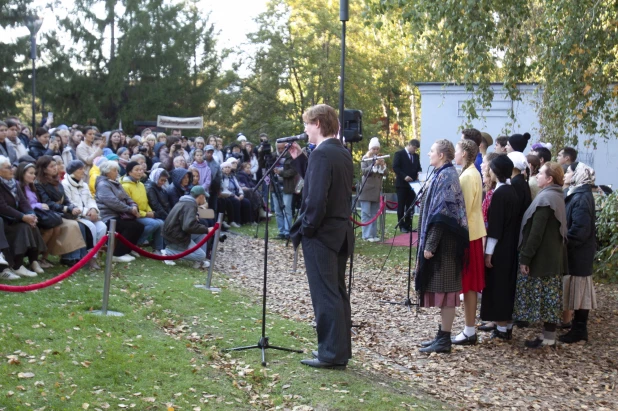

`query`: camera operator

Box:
[160,136,189,172]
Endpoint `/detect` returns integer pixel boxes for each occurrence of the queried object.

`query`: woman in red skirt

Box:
[452,139,486,345]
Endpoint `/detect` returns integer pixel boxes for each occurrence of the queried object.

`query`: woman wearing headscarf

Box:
[560,162,597,343]
[61,160,107,270]
[416,140,469,354]
[358,137,386,242]
[513,162,568,348]
[34,156,89,267]
[146,168,171,220]
[480,155,521,339]
[0,156,45,278]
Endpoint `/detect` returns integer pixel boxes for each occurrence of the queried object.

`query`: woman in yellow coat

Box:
[452,139,487,345]
[121,161,164,254]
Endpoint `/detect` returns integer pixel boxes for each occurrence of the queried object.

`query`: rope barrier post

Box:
[380,196,386,242]
[90,219,123,317]
[195,213,223,292]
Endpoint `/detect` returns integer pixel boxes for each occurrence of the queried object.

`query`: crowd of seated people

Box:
[0,118,289,281]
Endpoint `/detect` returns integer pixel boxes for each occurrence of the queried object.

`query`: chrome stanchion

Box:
[195,213,223,292]
[90,219,123,317]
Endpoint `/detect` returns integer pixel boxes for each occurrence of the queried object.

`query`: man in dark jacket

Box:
[289,104,354,370]
[392,139,421,232]
[162,185,213,269]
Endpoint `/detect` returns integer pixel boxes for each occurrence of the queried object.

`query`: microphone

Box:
[373,155,390,160]
[276,133,308,144]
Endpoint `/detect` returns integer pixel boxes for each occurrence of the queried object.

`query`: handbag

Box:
[34,208,63,229]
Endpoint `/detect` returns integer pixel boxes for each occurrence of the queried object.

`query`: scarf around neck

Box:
[519,183,568,246]
[415,162,469,292]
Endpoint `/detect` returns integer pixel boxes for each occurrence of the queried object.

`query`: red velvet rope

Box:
[350,197,386,227]
[0,235,109,293]
[114,223,220,260]
[385,200,398,210]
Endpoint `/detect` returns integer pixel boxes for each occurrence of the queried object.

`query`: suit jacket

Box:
[392,148,421,189]
[290,138,354,255]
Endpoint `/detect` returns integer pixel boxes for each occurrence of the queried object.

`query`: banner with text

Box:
[157,115,204,129]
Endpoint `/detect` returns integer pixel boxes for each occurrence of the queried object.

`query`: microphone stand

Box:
[224,142,302,366]
[380,167,434,312]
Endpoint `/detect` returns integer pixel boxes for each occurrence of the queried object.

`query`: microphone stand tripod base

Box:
[224,336,303,367]
[380,298,416,312]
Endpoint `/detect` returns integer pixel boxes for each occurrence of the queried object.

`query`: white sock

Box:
[464,325,476,336]
[497,325,507,333]
[453,331,467,342]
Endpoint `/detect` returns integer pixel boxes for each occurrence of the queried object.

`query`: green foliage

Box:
[594,191,618,282]
[367,0,618,149]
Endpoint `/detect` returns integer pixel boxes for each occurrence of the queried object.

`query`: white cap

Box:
[368,137,380,150]
[507,151,528,171]
[237,133,247,142]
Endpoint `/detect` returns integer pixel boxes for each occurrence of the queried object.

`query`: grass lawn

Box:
[0,241,438,410]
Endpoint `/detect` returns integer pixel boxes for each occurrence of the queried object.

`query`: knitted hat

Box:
[507,151,528,171]
[531,141,553,151]
[125,161,140,174]
[66,160,85,175]
[190,185,206,198]
[508,132,531,152]
[106,154,119,161]
[237,133,247,142]
[94,156,108,167]
[368,137,380,150]
[220,161,233,169]
[117,147,129,156]
[481,132,493,147]
[489,154,513,181]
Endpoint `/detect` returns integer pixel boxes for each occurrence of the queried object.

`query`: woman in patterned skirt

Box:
[416,139,469,354]
[513,162,568,348]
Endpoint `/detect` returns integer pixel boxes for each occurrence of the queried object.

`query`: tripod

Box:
[225,142,302,366]
[381,168,434,312]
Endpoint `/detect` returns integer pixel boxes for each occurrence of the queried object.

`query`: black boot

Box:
[559,321,588,343]
[419,329,451,354]
[420,325,441,348]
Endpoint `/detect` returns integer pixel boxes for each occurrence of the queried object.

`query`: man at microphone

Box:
[392,139,421,233]
[287,104,353,370]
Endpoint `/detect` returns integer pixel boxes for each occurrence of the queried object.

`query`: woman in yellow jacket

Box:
[121,161,164,254]
[452,139,487,345]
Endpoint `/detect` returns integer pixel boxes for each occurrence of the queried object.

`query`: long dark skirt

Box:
[106,219,144,256]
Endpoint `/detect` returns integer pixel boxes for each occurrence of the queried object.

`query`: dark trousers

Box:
[396,187,416,230]
[301,236,352,364]
[107,219,144,256]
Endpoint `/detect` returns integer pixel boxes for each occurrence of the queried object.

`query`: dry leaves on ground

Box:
[215,233,618,410]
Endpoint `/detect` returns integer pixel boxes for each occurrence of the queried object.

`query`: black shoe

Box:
[559,321,588,343]
[451,331,477,346]
[490,329,510,340]
[420,326,441,347]
[419,329,451,354]
[300,358,346,370]
[524,337,556,349]
[478,322,496,332]
[558,321,572,330]
[400,227,410,234]
[514,320,530,328]
[311,350,318,358]
[276,233,286,239]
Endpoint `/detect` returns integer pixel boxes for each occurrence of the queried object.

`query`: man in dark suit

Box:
[289,104,353,370]
[392,139,421,232]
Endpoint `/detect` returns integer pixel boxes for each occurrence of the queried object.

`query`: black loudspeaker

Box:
[343,109,362,142]
[340,0,349,21]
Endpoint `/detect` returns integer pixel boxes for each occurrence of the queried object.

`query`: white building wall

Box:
[416,83,618,188]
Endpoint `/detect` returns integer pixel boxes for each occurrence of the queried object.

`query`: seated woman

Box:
[166,168,192,207]
[33,156,89,267]
[146,168,172,220]
[61,160,108,270]
[121,162,164,254]
[95,161,144,263]
[0,156,46,278]
[220,161,251,227]
[236,161,262,222]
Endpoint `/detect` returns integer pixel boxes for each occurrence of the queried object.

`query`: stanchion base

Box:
[89,310,124,317]
[194,284,221,292]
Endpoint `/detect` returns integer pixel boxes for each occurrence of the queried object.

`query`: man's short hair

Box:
[496,136,508,148]
[562,147,578,162]
[302,104,339,138]
[5,119,20,129]
[462,128,482,147]
[534,147,552,163]
[408,139,420,148]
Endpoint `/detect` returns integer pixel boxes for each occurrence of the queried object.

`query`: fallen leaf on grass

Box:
[18,372,35,379]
